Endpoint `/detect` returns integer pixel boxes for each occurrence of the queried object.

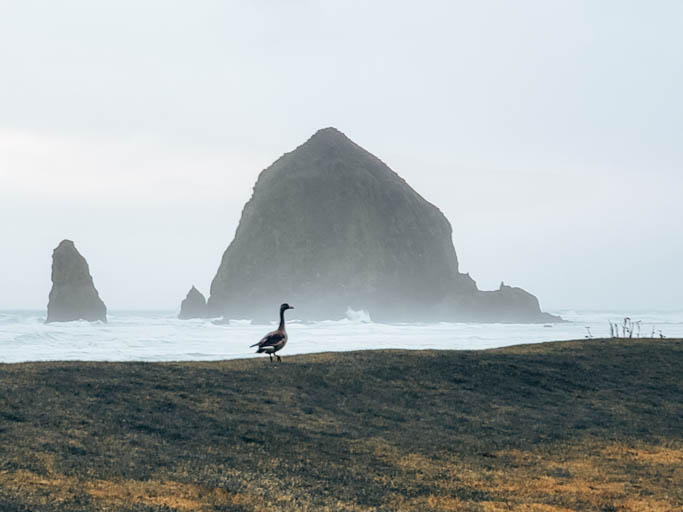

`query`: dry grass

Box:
[0,338,681,511]
[3,446,679,512]
[360,437,683,511]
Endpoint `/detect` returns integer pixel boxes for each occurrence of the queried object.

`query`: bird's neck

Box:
[279,309,286,331]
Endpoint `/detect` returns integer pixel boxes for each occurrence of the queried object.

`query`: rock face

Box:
[467,282,557,323]
[178,286,208,319]
[208,127,561,323]
[46,240,107,323]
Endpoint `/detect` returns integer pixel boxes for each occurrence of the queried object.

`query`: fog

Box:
[1,1,681,311]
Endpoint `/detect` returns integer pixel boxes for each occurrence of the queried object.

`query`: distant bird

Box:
[250,303,294,362]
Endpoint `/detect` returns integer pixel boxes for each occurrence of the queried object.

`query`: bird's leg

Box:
[269,354,273,363]
[276,355,282,362]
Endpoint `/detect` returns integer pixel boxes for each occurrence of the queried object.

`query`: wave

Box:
[554,309,683,325]
[345,307,373,323]
[1,309,681,363]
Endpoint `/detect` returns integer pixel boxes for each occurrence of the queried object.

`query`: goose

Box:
[250,303,294,362]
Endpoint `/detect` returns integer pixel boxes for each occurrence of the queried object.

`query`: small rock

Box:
[179,286,207,319]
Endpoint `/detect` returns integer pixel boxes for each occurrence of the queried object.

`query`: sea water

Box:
[0,309,681,363]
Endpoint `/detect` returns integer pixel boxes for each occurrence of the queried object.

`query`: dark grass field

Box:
[0,339,681,511]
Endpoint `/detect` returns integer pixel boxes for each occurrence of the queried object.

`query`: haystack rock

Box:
[178,286,208,319]
[46,240,107,323]
[208,127,561,323]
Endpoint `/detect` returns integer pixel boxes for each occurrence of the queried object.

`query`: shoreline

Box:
[0,337,676,366]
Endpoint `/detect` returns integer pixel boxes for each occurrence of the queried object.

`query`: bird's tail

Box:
[249,342,260,348]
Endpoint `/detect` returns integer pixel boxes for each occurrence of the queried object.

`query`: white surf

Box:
[0,309,681,363]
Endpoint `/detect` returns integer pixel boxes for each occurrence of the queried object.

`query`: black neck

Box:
[279,308,286,330]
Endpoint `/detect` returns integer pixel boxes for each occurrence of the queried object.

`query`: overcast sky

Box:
[1,0,681,312]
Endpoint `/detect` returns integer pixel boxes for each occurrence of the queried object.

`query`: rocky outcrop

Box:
[463,282,561,323]
[46,240,107,323]
[178,286,208,319]
[207,127,561,323]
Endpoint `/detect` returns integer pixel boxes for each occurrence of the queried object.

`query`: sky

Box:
[0,0,681,311]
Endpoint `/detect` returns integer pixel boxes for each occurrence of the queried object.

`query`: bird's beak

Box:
[289,306,295,309]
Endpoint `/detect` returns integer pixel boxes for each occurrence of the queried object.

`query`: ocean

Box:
[0,309,681,363]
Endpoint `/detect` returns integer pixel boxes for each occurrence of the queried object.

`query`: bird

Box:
[250,303,294,362]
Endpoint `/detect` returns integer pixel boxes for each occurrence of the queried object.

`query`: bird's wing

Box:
[251,330,285,348]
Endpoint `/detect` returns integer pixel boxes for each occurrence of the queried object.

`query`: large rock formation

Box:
[46,240,107,323]
[208,127,561,323]
[178,286,208,319]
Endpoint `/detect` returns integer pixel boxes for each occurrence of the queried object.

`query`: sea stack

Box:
[208,127,561,323]
[178,286,208,319]
[46,240,107,323]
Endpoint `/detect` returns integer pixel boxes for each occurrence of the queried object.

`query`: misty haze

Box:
[0,2,681,511]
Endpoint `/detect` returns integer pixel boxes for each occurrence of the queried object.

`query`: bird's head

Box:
[280,303,295,312]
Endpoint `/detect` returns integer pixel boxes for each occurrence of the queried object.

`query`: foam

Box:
[0,309,680,363]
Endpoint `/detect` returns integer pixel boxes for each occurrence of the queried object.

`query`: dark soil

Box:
[0,339,681,511]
